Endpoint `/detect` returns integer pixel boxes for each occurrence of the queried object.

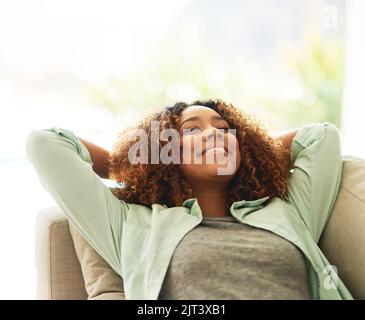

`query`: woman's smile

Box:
[203,146,228,156]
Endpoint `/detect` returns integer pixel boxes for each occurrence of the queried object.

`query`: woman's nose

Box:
[203,126,224,142]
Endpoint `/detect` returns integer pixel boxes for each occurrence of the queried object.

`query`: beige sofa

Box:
[35,155,365,300]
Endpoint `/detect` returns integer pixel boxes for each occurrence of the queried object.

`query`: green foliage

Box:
[262,30,344,129]
[84,29,344,130]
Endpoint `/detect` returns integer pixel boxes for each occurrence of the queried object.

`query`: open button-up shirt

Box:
[25,122,354,300]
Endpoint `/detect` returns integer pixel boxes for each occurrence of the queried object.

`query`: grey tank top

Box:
[158,215,311,300]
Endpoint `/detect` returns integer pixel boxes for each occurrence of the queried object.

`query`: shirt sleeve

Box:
[284,122,343,243]
[26,127,128,276]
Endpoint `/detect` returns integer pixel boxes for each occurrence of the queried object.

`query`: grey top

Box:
[158,215,311,300]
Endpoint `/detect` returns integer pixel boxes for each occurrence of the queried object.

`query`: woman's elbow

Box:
[25,129,53,164]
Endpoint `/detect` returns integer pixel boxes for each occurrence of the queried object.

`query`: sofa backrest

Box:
[319,155,365,299]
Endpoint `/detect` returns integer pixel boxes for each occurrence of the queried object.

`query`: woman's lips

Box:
[202,147,228,156]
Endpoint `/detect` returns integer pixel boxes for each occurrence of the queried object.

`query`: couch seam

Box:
[49,220,69,300]
[340,185,365,204]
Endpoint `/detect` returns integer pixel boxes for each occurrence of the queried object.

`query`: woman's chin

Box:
[200,162,236,179]
[180,157,239,182]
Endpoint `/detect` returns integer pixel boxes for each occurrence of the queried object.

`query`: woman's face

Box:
[178,105,241,185]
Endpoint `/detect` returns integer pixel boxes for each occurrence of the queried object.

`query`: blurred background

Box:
[0,0,363,299]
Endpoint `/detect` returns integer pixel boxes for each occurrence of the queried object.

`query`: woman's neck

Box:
[191,184,230,218]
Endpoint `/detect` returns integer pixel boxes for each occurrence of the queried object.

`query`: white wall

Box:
[342,0,365,158]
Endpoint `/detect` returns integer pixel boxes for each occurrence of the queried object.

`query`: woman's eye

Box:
[182,127,200,135]
[218,127,230,133]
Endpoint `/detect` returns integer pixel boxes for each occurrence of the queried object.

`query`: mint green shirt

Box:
[25,122,354,300]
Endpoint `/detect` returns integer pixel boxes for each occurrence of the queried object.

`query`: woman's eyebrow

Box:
[179,115,225,129]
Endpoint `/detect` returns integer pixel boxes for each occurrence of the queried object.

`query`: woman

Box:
[26,98,353,300]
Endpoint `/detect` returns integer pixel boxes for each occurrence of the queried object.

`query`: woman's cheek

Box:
[181,136,200,164]
[234,143,241,170]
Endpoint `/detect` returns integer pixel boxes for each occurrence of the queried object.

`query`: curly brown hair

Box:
[107,99,292,208]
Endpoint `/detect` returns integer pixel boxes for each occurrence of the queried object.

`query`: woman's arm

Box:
[272,129,299,153]
[26,127,128,275]
[282,122,342,242]
[79,138,110,179]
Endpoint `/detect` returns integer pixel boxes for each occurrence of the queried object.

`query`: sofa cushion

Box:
[35,208,89,300]
[319,155,365,299]
[68,222,125,300]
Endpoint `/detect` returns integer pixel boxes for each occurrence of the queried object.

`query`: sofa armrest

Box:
[35,206,87,300]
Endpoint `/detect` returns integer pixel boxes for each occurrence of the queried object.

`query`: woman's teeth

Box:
[205,147,226,155]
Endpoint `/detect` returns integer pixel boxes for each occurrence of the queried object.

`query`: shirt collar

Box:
[182,198,202,219]
[229,196,271,210]
[182,196,271,218]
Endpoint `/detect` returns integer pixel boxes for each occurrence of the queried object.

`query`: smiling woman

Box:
[108,99,292,211]
[26,103,350,299]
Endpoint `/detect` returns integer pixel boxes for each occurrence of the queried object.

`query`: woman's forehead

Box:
[180,105,221,120]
